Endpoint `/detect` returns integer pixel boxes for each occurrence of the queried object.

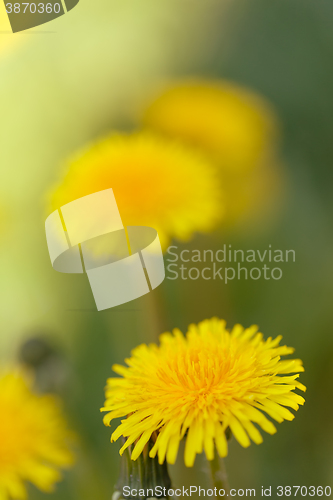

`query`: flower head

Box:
[143,80,278,173]
[102,318,305,467]
[143,80,282,224]
[0,371,74,500]
[50,132,223,250]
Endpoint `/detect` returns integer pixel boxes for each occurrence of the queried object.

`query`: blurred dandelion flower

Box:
[102,318,305,467]
[143,80,277,172]
[50,132,223,249]
[0,371,74,500]
[143,80,282,224]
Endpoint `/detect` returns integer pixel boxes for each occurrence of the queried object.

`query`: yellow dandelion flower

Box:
[143,80,278,173]
[102,318,305,468]
[0,371,74,500]
[50,132,223,249]
[143,80,282,225]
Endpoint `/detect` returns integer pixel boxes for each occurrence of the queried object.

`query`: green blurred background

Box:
[1,0,333,498]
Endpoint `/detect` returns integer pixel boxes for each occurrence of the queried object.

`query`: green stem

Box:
[208,454,230,497]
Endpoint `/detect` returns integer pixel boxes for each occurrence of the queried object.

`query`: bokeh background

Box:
[1,0,333,498]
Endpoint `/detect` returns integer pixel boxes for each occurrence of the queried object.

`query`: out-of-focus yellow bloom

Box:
[143,80,282,225]
[102,318,305,467]
[144,80,277,172]
[0,4,17,55]
[50,132,223,249]
[0,371,74,500]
